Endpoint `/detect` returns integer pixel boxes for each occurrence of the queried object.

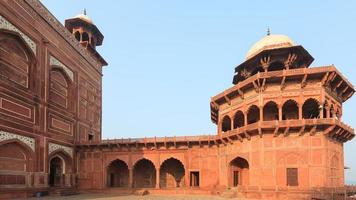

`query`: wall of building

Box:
[0,1,103,198]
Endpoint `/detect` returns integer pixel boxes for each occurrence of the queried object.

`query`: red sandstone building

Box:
[0,1,354,199]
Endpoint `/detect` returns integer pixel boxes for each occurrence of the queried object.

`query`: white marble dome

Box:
[245,34,295,60]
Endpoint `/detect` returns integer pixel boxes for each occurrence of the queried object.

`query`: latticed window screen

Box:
[286,168,298,186]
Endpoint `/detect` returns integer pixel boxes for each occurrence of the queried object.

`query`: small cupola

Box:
[65,9,104,50]
[232,30,314,84]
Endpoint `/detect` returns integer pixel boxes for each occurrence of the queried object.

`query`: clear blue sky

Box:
[42,0,356,184]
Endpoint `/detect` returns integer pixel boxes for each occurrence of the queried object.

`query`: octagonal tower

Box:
[210,34,354,193]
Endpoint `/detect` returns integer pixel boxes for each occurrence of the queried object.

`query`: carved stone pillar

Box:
[278,106,283,121]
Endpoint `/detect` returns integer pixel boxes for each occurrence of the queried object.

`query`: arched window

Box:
[263,101,279,121]
[302,98,320,119]
[221,115,232,132]
[247,105,260,124]
[82,32,89,42]
[268,61,284,71]
[49,69,70,109]
[0,31,34,89]
[282,100,299,120]
[233,111,245,129]
[74,31,81,41]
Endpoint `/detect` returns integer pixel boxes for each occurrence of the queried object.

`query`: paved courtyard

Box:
[27,194,229,200]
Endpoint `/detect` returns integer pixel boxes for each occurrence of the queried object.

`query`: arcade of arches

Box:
[220,98,341,132]
[0,3,354,199]
[106,158,186,189]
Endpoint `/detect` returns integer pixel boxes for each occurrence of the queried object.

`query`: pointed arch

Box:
[282,99,299,120]
[302,98,320,119]
[233,110,245,129]
[221,115,232,132]
[0,30,35,89]
[49,67,72,109]
[229,157,249,187]
[263,101,279,121]
[0,139,34,172]
[159,157,185,188]
[247,105,260,124]
[133,158,156,188]
[48,149,73,187]
[106,159,129,188]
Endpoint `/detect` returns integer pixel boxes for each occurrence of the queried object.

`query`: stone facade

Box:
[0,0,106,199]
[0,1,354,200]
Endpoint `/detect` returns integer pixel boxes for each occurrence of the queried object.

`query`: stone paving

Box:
[27,194,229,200]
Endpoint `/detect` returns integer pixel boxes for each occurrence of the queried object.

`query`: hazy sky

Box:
[41,0,356,184]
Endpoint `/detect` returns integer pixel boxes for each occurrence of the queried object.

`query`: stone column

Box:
[298,106,303,120]
[128,168,133,188]
[259,106,263,121]
[156,169,160,189]
[244,112,248,126]
[278,106,283,121]
[231,116,234,130]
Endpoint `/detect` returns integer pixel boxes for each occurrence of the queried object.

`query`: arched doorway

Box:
[48,150,72,188]
[159,158,185,188]
[49,156,64,187]
[233,111,244,129]
[107,159,129,187]
[133,159,156,188]
[229,157,249,187]
[302,98,320,119]
[221,115,232,132]
[282,100,299,120]
[263,101,279,121]
[247,105,260,124]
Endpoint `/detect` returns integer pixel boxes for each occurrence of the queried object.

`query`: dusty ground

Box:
[26,193,229,200]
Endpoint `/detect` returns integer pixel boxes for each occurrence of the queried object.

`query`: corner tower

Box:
[65,10,107,66]
[210,33,354,196]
